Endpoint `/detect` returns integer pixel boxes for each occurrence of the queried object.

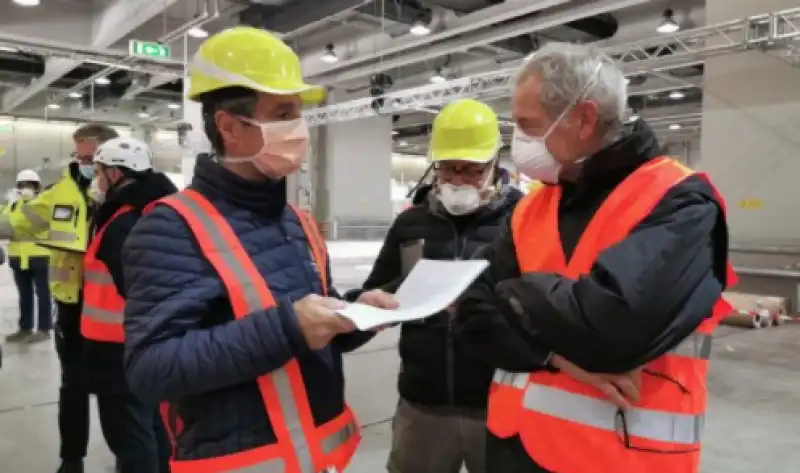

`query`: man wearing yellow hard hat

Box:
[122,27,397,472]
[351,98,523,473]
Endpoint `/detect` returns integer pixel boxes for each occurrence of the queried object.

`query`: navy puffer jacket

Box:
[122,154,372,460]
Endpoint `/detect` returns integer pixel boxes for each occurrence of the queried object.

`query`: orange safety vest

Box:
[147,188,360,473]
[486,157,736,473]
[81,205,135,343]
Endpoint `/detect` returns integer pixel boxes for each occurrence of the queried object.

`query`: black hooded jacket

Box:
[353,184,523,409]
[85,171,178,394]
[457,120,731,381]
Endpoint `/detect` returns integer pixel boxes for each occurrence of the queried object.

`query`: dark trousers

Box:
[55,300,90,462]
[96,393,171,473]
[485,433,551,473]
[10,256,52,331]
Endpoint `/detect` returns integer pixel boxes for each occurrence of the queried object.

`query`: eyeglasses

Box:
[433,162,490,180]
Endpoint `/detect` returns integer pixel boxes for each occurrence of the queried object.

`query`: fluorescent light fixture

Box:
[657,9,680,34]
[392,130,399,135]
[321,44,338,64]
[409,20,431,36]
[68,92,82,99]
[0,46,18,53]
[668,123,681,130]
[47,103,61,109]
[624,77,631,84]
[95,77,111,85]
[187,27,209,39]
[628,114,639,122]
[138,111,150,119]
[13,0,40,6]
[669,90,685,99]
[167,103,181,110]
[398,140,408,147]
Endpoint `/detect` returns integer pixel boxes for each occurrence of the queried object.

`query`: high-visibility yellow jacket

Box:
[2,167,89,303]
[2,198,49,270]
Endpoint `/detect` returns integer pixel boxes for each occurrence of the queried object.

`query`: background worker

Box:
[122,27,395,472]
[3,169,52,343]
[83,137,175,473]
[0,123,119,473]
[457,42,732,473]
[352,99,522,473]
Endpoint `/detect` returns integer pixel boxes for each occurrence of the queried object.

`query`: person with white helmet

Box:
[351,99,523,473]
[0,123,120,473]
[121,26,397,472]
[82,137,176,473]
[3,168,52,344]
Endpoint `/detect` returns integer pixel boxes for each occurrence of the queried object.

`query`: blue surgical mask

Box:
[78,164,95,179]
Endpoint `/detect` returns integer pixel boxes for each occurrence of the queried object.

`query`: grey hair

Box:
[516,42,628,138]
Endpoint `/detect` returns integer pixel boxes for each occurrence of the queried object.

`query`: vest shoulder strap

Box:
[154,189,275,318]
[287,204,328,295]
[93,205,135,242]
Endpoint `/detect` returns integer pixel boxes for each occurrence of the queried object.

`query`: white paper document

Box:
[338,259,489,330]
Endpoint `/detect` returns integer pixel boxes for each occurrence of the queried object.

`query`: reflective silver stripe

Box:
[84,270,114,285]
[671,332,712,359]
[492,369,528,389]
[522,384,704,444]
[227,459,285,472]
[169,193,317,470]
[49,266,73,283]
[49,230,78,242]
[21,205,49,232]
[83,306,124,324]
[321,420,357,455]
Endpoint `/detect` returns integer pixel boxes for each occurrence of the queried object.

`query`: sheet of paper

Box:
[338,259,489,330]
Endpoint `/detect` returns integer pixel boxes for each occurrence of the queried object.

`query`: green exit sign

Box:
[129,40,170,59]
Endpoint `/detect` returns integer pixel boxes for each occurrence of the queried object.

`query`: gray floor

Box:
[0,241,798,472]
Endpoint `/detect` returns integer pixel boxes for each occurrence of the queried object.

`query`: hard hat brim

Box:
[430,150,497,163]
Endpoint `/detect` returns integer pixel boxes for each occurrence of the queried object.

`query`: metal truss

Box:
[304,7,800,126]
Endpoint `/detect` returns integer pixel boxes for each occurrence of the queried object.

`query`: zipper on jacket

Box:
[431,211,461,406]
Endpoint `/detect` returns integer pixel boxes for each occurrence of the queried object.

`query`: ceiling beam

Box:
[1,0,179,113]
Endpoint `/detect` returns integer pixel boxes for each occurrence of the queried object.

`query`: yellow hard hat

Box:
[187,26,325,104]
[429,99,500,163]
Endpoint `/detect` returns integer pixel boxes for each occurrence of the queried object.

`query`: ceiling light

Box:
[138,111,150,119]
[321,43,338,64]
[68,92,82,99]
[398,140,408,147]
[668,90,685,99]
[628,114,639,122]
[94,77,111,85]
[187,27,209,39]
[0,46,17,53]
[430,68,446,84]
[392,130,399,135]
[409,20,431,36]
[624,77,630,84]
[47,103,60,109]
[13,0,40,6]
[657,9,680,34]
[668,123,681,130]
[167,103,181,110]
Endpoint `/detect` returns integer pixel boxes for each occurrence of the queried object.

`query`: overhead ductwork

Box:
[240,0,373,40]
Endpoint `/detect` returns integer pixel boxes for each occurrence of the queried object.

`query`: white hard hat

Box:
[93,137,153,172]
[16,169,41,183]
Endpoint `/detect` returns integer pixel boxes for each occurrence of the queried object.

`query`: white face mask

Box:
[511,126,562,184]
[19,188,35,199]
[511,62,604,184]
[437,166,495,215]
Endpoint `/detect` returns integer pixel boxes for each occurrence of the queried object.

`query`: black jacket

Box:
[457,120,731,380]
[354,185,523,409]
[85,172,177,394]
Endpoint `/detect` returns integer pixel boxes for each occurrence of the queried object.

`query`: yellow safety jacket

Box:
[2,198,49,270]
[7,168,89,303]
